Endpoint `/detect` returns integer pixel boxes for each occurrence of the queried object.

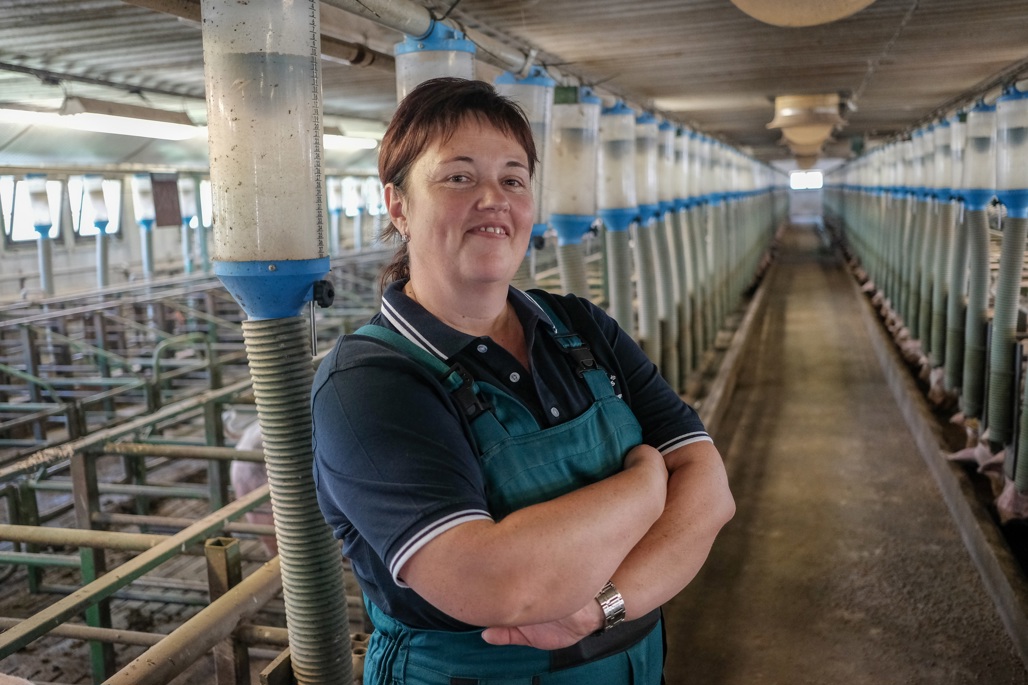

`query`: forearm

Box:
[400,446,668,627]
[611,440,735,620]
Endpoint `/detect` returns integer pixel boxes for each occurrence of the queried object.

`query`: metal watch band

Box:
[595,580,627,632]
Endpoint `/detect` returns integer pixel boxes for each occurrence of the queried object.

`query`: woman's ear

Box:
[384,183,407,231]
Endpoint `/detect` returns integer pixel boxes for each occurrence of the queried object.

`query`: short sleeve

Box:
[312,338,492,586]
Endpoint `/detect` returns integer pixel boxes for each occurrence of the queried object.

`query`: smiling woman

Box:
[310,78,734,685]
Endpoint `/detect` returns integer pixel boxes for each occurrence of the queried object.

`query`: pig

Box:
[228,418,277,557]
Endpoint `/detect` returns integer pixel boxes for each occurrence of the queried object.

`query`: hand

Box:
[480,600,602,651]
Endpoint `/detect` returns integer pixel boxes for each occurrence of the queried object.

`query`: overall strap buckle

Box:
[442,363,491,420]
[566,346,598,376]
[553,332,598,377]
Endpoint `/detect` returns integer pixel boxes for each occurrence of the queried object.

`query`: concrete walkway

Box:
[663,223,1028,685]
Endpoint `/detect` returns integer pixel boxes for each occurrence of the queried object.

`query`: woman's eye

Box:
[449,174,469,183]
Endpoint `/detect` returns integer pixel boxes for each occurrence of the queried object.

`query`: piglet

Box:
[230,421,278,557]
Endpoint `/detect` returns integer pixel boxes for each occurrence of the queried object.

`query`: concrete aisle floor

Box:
[663,223,1028,685]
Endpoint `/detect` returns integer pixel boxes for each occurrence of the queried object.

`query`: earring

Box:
[399,233,410,244]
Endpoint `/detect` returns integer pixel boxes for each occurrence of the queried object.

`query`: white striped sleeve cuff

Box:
[656,432,713,456]
[389,509,493,587]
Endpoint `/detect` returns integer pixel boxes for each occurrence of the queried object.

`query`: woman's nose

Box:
[477,179,510,211]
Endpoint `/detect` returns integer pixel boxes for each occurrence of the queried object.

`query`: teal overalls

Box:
[354,295,663,685]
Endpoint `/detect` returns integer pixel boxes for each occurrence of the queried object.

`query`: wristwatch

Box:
[595,580,626,632]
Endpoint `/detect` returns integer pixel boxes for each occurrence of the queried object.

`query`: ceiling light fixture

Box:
[730,0,878,27]
[322,126,378,152]
[768,93,847,165]
[59,96,202,141]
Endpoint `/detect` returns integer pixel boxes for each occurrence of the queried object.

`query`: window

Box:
[68,175,122,237]
[790,170,824,190]
[1,175,62,244]
[199,178,213,229]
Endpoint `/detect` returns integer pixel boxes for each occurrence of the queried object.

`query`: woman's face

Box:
[386,118,534,292]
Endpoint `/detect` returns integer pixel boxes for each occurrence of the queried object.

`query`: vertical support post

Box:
[71,449,116,680]
[206,402,231,510]
[19,326,44,442]
[16,480,42,593]
[206,537,250,684]
[91,312,115,419]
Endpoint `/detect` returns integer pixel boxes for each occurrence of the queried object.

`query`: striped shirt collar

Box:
[379,279,557,362]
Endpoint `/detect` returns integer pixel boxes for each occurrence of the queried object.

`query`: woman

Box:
[312,77,734,684]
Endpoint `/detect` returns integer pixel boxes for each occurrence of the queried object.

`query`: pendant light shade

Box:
[731,0,877,27]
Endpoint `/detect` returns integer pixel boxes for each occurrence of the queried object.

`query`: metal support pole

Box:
[206,537,250,685]
[107,555,283,685]
[0,484,270,658]
[71,449,116,680]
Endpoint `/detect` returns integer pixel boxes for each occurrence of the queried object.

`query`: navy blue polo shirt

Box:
[311,281,710,630]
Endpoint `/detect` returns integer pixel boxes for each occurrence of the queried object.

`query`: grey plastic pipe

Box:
[688,204,710,360]
[654,212,680,387]
[944,202,968,392]
[901,197,921,334]
[557,242,591,299]
[243,317,352,684]
[961,208,991,419]
[987,216,1028,444]
[917,198,936,349]
[633,218,661,361]
[671,208,694,385]
[929,200,955,367]
[605,228,635,336]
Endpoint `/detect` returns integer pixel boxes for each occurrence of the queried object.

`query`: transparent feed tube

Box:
[201,0,325,263]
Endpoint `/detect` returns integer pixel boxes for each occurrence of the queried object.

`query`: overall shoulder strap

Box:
[354,325,490,420]
[524,293,613,398]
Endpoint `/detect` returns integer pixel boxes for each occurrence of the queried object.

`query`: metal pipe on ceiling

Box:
[321,0,532,75]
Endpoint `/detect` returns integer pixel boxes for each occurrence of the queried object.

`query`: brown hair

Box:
[377,77,539,290]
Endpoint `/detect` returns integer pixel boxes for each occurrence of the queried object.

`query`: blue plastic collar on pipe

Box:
[215,257,330,321]
[395,21,476,55]
[602,101,635,117]
[94,220,109,235]
[638,203,661,219]
[495,67,555,87]
[138,218,154,233]
[999,190,1028,218]
[550,214,594,246]
[599,207,637,232]
[659,200,675,214]
[579,87,601,105]
[659,120,674,132]
[636,112,657,126]
[33,224,52,238]
[531,222,548,237]
[963,189,995,212]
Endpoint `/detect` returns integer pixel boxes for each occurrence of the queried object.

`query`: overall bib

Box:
[354,296,663,685]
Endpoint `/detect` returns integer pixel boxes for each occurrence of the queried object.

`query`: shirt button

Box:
[476,344,488,353]
[550,407,560,418]
[509,372,521,383]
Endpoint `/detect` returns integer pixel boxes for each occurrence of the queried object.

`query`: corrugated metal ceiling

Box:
[0,0,1026,168]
